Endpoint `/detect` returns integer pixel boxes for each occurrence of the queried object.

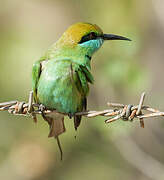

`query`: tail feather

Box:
[74,115,82,130]
[73,98,87,131]
[56,136,63,161]
[42,112,65,160]
[48,115,65,138]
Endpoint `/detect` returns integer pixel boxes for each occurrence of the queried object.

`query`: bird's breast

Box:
[37,60,85,114]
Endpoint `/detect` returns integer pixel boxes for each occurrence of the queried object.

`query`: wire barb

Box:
[0,91,164,128]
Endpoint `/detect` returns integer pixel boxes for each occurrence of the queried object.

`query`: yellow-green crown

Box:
[58,22,103,47]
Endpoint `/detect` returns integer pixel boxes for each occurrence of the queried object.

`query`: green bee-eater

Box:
[32,22,131,159]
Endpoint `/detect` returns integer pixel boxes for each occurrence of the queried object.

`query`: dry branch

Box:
[0,91,164,127]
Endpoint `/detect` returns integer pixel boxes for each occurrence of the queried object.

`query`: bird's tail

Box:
[74,115,82,131]
[42,112,65,160]
[73,98,86,131]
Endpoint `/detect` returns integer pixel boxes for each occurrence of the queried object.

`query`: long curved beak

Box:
[102,34,131,41]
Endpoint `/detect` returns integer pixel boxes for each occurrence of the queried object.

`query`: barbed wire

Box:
[0,91,164,127]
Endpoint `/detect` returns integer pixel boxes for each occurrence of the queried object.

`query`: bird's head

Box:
[57,22,131,58]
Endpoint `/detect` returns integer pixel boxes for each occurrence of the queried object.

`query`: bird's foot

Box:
[39,104,46,112]
[39,104,52,126]
[68,112,74,119]
[39,104,47,119]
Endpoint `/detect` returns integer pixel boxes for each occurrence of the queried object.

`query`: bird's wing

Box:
[71,63,94,130]
[32,60,41,103]
[80,65,94,84]
[32,60,48,102]
[74,64,94,95]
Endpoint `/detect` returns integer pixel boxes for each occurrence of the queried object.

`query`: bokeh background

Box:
[0,0,164,179]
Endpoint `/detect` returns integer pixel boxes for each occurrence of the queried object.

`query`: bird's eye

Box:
[79,32,97,44]
[89,32,97,39]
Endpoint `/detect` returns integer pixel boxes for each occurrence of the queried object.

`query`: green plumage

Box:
[32,22,105,142]
[33,59,92,114]
[31,22,130,159]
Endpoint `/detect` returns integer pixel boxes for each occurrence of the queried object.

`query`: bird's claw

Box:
[39,104,46,112]
[68,113,73,119]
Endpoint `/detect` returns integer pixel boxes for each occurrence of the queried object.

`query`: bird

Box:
[32,22,131,159]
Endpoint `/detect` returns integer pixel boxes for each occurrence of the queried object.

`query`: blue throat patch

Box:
[79,38,104,55]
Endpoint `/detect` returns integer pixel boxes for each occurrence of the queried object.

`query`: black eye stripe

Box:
[79,32,97,44]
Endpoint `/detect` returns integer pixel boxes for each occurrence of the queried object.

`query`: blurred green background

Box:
[1,0,164,179]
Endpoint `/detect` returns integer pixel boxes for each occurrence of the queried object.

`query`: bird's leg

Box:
[68,112,73,119]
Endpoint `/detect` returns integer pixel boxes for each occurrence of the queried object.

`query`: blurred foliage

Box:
[1,0,164,180]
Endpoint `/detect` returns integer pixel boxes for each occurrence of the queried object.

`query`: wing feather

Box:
[32,60,48,102]
[71,64,93,130]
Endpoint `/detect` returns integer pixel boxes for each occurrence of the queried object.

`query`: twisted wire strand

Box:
[0,91,164,127]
